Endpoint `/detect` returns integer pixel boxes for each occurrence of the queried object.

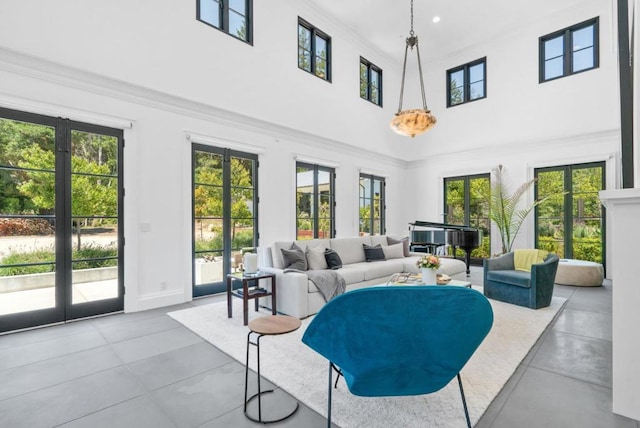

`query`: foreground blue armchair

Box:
[483,251,559,309]
[302,286,494,428]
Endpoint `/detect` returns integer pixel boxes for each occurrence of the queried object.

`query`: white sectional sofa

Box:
[257,235,467,319]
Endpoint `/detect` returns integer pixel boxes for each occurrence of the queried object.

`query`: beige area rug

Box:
[169,289,566,427]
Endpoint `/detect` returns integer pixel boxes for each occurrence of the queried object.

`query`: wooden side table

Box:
[244,315,301,423]
[227,272,276,326]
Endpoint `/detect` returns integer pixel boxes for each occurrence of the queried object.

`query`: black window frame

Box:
[359,173,386,236]
[360,58,383,107]
[298,17,332,82]
[191,145,259,296]
[196,0,253,45]
[446,57,487,108]
[296,162,335,239]
[539,17,599,83]
[534,162,606,266]
[443,173,491,262]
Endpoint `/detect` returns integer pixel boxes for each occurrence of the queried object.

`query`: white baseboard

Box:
[134,289,189,312]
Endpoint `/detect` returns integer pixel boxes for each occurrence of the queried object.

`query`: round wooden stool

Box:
[244,315,302,423]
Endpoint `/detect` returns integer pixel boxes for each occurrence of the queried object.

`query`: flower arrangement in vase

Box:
[416,254,440,285]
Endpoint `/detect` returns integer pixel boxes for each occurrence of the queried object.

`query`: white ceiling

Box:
[310,0,594,64]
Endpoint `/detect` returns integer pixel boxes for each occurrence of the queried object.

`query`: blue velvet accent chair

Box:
[301,285,494,428]
[483,252,559,309]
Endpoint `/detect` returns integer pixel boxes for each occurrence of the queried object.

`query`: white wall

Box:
[396,0,619,158]
[599,189,640,421]
[0,0,405,159]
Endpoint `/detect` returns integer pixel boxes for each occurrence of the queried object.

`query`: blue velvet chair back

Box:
[302,285,494,397]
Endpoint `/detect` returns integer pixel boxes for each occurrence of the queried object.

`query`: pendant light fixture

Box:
[390,0,437,138]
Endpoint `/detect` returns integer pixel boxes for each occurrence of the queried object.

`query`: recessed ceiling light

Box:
[432,16,441,23]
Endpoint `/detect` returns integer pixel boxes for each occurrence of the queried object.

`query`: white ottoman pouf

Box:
[555,259,604,287]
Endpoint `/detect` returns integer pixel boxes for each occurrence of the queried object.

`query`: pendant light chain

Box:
[390,0,437,137]
[409,0,415,36]
[397,0,428,112]
[410,0,415,36]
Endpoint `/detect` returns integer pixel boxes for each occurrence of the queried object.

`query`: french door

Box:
[192,144,258,297]
[443,174,491,260]
[535,162,605,264]
[0,107,124,333]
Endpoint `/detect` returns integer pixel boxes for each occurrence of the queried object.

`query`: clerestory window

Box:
[197,0,253,44]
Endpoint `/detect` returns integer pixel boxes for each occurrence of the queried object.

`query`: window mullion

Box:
[313,165,319,238]
[220,0,227,32]
[464,65,470,103]
[369,179,375,235]
[565,29,572,76]
[310,30,316,75]
[367,66,373,101]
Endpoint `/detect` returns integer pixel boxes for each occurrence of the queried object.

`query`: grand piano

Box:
[409,220,482,276]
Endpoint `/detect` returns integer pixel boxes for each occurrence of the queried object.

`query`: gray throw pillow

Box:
[382,243,405,259]
[306,246,328,270]
[324,248,343,270]
[387,236,410,257]
[281,243,308,270]
[363,243,386,262]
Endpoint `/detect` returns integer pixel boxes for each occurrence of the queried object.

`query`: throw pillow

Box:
[382,243,404,260]
[387,236,410,257]
[324,248,343,270]
[281,243,308,270]
[514,249,549,272]
[306,245,328,270]
[363,243,386,262]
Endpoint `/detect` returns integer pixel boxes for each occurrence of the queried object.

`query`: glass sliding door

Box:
[535,162,605,263]
[192,144,258,296]
[0,108,124,333]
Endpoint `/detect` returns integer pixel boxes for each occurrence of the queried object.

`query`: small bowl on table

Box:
[436,274,451,285]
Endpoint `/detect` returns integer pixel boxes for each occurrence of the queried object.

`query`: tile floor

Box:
[0,267,637,427]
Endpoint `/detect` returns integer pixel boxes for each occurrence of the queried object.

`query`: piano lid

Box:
[410,220,477,232]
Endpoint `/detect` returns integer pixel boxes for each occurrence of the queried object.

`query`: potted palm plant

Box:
[489,165,557,254]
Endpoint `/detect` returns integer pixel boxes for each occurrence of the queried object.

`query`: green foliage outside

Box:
[0,119,54,214]
[445,176,491,258]
[297,200,331,239]
[538,237,602,263]
[450,78,464,105]
[1,243,117,276]
[536,165,604,261]
[360,63,368,99]
[193,154,255,244]
[0,119,119,253]
[359,193,382,235]
[298,26,327,79]
[296,165,332,239]
[195,229,254,254]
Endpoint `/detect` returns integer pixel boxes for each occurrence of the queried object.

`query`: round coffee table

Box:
[244,315,302,423]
